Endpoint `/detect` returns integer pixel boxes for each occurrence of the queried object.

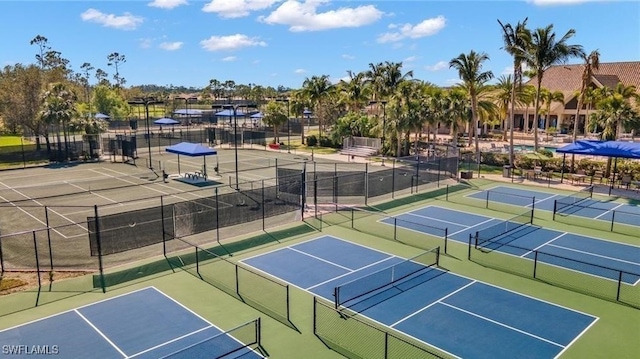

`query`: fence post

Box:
[415,157,420,193]
[313,297,317,334]
[446,184,449,201]
[195,246,200,276]
[610,210,616,232]
[616,271,623,301]
[215,187,221,245]
[531,197,536,223]
[437,158,441,187]
[94,205,106,293]
[256,317,262,348]
[467,234,472,260]
[351,207,354,229]
[391,160,396,199]
[365,163,369,205]
[533,251,539,278]
[384,332,389,359]
[0,232,4,276]
[444,228,448,254]
[552,200,557,221]
[262,180,266,231]
[285,285,291,323]
[485,191,490,209]
[393,217,397,241]
[32,231,42,288]
[301,163,306,219]
[235,264,240,296]
[161,196,166,257]
[44,207,54,272]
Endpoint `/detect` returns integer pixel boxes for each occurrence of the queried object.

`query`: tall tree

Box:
[40,83,77,160]
[573,50,600,142]
[523,24,583,150]
[262,101,288,144]
[107,52,126,89]
[301,75,335,137]
[540,88,565,132]
[339,70,370,112]
[449,51,494,165]
[498,17,530,166]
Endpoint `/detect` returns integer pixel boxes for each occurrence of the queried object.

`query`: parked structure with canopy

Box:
[165,142,217,182]
[556,140,640,189]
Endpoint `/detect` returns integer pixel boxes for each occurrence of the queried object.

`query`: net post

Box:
[616,271,623,301]
[485,190,490,208]
[435,246,441,266]
[474,232,479,249]
[533,251,539,278]
[256,317,262,348]
[530,197,535,223]
[44,207,54,272]
[610,210,615,232]
[444,228,448,254]
[32,231,42,289]
[393,217,397,241]
[467,233,472,260]
[286,285,291,323]
[552,200,557,221]
[313,297,317,334]
[334,287,339,309]
[94,205,106,293]
[195,246,200,276]
[446,184,449,201]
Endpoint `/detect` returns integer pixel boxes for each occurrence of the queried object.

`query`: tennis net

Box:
[161,318,262,359]
[475,209,533,248]
[334,247,440,309]
[554,185,594,214]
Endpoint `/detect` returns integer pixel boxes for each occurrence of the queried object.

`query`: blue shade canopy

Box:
[250,112,264,119]
[173,109,203,115]
[303,109,313,115]
[166,142,217,157]
[154,118,180,125]
[556,140,640,159]
[94,113,110,119]
[214,109,248,117]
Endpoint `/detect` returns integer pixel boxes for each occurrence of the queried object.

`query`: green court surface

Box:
[0,173,639,358]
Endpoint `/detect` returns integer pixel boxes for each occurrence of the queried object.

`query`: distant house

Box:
[515,61,640,135]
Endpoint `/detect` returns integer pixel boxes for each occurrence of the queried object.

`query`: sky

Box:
[1,0,639,90]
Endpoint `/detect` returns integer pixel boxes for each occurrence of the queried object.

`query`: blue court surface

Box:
[0,287,261,359]
[465,185,640,227]
[387,205,640,284]
[242,236,597,359]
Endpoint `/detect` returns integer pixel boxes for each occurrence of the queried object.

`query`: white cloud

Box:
[425,60,448,71]
[202,0,280,18]
[158,41,183,51]
[148,0,188,9]
[501,63,531,75]
[377,15,446,43]
[403,56,418,63]
[222,56,238,62]
[294,68,306,74]
[342,54,355,60]
[260,0,383,32]
[80,8,144,30]
[444,78,462,86]
[200,34,267,51]
[527,0,599,5]
[139,38,153,49]
[332,75,350,84]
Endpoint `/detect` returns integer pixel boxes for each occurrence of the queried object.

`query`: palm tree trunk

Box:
[471,97,480,171]
[509,82,516,166]
[533,80,542,150]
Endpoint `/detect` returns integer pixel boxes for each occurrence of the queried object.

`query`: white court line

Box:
[526,194,561,207]
[593,203,625,220]
[390,281,476,327]
[553,317,600,359]
[74,309,128,358]
[438,302,565,348]
[547,243,640,266]
[306,256,397,291]
[520,233,568,258]
[0,186,69,238]
[66,181,119,204]
[288,247,354,271]
[405,212,468,227]
[127,325,214,358]
[448,218,496,237]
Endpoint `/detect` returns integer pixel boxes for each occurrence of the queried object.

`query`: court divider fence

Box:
[553,201,640,238]
[445,187,538,217]
[313,296,451,359]
[165,237,294,330]
[468,235,640,309]
[308,204,450,254]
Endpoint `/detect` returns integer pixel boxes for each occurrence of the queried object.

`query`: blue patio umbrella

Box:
[94,113,110,120]
[154,118,180,125]
[173,109,203,116]
[250,112,264,119]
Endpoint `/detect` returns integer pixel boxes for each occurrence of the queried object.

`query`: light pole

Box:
[223,104,240,191]
[128,97,163,170]
[276,98,291,153]
[370,100,387,165]
[176,96,198,125]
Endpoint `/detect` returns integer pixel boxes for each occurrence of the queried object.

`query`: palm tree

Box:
[523,24,584,150]
[339,70,370,112]
[540,88,565,132]
[582,87,600,136]
[301,75,335,137]
[498,17,530,166]
[263,101,288,145]
[444,88,472,148]
[573,50,600,142]
[493,75,514,141]
[519,85,537,133]
[449,51,494,167]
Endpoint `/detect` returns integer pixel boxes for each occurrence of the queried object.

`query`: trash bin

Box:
[460,171,473,179]
[503,165,512,178]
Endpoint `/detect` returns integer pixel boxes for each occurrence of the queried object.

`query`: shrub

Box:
[306,135,318,146]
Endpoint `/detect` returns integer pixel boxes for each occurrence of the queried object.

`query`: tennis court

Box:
[241,235,596,359]
[465,185,640,227]
[389,206,640,283]
[0,287,262,359]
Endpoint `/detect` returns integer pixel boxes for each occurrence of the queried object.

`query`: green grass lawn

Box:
[0,136,33,147]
